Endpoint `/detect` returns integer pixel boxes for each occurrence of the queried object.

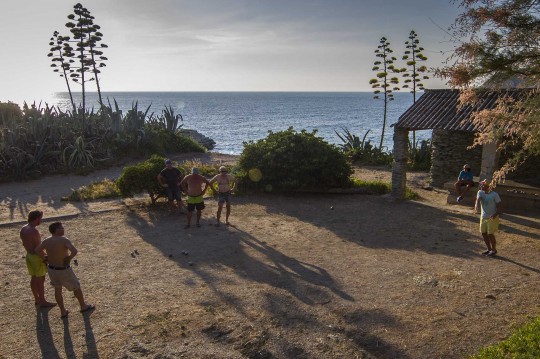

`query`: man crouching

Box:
[36,222,94,318]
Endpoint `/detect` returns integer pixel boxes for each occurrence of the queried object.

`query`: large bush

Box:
[116,155,170,204]
[238,128,352,190]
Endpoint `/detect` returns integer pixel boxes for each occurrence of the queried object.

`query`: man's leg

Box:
[185,211,192,228]
[487,234,497,252]
[35,276,55,307]
[216,203,223,224]
[462,183,472,196]
[455,181,462,196]
[225,202,231,225]
[196,209,202,227]
[30,276,40,304]
[481,232,492,251]
[73,288,93,312]
[55,286,68,317]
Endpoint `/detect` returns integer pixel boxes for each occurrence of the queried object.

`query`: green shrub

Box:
[349,178,420,199]
[471,316,540,359]
[116,155,175,204]
[238,128,352,191]
[62,179,120,201]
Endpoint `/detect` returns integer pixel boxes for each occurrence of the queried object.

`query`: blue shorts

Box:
[166,186,181,201]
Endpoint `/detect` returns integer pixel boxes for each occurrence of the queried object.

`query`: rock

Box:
[485,294,496,300]
[178,129,216,150]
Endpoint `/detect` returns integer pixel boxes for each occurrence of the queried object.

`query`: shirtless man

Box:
[209,166,237,226]
[20,210,56,308]
[35,222,94,318]
[179,167,210,228]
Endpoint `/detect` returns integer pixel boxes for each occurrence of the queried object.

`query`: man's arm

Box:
[35,240,47,260]
[229,175,237,192]
[157,174,167,187]
[493,200,503,218]
[64,238,78,266]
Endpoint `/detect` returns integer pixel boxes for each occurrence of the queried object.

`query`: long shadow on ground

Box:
[123,204,413,358]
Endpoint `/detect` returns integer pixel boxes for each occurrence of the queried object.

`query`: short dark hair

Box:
[27,210,43,223]
[49,222,63,234]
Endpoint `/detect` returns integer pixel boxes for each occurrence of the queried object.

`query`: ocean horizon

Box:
[49,91,431,155]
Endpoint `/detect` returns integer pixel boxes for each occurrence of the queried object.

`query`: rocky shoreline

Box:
[178,129,216,150]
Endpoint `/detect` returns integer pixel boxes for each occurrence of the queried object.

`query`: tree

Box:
[369,37,401,150]
[64,3,108,112]
[48,31,77,113]
[402,30,429,150]
[437,0,540,183]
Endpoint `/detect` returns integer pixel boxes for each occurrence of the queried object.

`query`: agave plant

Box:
[62,136,95,168]
[162,105,184,133]
[101,98,123,134]
[335,128,371,152]
[124,101,151,133]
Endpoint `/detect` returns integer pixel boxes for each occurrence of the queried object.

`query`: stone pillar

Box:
[479,142,500,182]
[391,127,409,200]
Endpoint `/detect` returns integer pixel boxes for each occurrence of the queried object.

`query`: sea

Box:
[50,92,430,155]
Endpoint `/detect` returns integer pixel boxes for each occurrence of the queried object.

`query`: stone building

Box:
[391,89,533,200]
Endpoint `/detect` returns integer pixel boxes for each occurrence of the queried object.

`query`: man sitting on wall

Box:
[455,163,474,203]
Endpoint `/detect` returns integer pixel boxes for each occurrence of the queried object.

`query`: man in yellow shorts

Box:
[20,210,56,307]
[474,180,503,256]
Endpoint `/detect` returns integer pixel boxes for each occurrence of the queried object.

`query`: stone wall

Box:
[430,129,482,188]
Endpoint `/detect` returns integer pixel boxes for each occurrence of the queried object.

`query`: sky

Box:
[0,0,464,103]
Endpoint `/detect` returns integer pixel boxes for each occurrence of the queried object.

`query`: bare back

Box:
[37,235,75,267]
[20,224,41,254]
[181,174,209,196]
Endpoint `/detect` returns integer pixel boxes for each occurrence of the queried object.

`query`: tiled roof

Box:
[395,89,533,131]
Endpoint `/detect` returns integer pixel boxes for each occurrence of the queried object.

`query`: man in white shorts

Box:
[36,222,94,318]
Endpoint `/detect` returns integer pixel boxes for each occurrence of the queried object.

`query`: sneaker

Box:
[481,250,491,256]
[487,250,498,256]
[457,196,463,203]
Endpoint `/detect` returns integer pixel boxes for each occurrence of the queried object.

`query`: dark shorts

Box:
[187,196,205,212]
[166,186,181,201]
[218,191,231,204]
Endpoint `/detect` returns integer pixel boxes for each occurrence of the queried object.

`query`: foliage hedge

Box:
[238,128,352,191]
[116,155,170,204]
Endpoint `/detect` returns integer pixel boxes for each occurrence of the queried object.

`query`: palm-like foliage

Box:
[402,30,429,151]
[369,37,401,150]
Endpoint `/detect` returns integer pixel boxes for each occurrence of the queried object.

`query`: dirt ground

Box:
[1,153,540,359]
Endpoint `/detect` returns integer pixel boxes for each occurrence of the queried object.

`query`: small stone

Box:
[330,206,334,210]
[485,294,496,300]
[169,254,173,258]
[188,262,193,266]
[131,252,136,258]
[134,249,139,255]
